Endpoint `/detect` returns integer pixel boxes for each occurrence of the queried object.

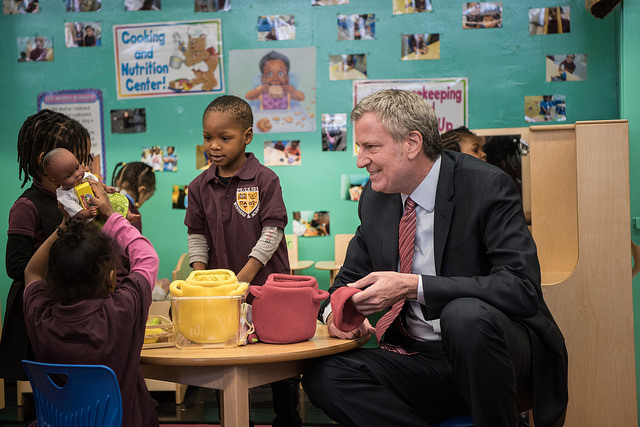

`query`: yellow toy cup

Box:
[170,269,248,346]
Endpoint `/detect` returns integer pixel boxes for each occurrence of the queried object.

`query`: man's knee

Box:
[441,298,504,352]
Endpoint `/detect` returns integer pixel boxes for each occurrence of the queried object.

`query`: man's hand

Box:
[348,271,419,315]
[326,312,375,340]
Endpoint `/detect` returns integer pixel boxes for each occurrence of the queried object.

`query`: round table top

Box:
[140,323,369,367]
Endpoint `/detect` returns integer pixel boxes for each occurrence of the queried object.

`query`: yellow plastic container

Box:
[74,182,94,209]
[170,269,248,347]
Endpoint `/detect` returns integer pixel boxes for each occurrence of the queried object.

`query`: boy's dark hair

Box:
[441,126,476,152]
[17,109,91,188]
[111,161,156,205]
[46,216,118,305]
[203,95,253,130]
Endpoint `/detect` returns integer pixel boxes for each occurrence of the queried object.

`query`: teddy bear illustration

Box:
[178,29,219,91]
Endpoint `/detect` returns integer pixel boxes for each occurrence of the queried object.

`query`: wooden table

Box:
[140,323,368,426]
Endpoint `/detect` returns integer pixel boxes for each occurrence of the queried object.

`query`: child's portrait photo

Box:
[264,140,302,166]
[111,108,146,134]
[401,33,440,60]
[337,14,375,40]
[546,54,587,81]
[463,2,503,28]
[258,15,295,41]
[393,0,432,15]
[4,0,39,14]
[64,22,101,47]
[195,0,230,12]
[124,0,160,11]
[525,94,566,123]
[17,36,53,62]
[529,7,570,35]
[65,0,101,12]
[321,113,347,151]
[229,47,317,133]
[329,54,367,80]
[141,146,174,171]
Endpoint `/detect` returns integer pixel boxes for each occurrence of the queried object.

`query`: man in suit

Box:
[302,89,567,427]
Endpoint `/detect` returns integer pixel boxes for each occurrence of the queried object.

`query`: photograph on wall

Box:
[141,145,177,171]
[114,19,224,99]
[196,144,211,170]
[38,89,106,180]
[529,7,570,35]
[329,54,367,80]
[337,14,375,40]
[524,94,566,122]
[66,0,101,12]
[65,22,101,47]
[264,140,302,166]
[229,47,317,133]
[3,0,39,14]
[298,210,330,237]
[17,36,53,62]
[195,0,230,12]
[392,0,432,15]
[172,185,188,209]
[463,2,502,28]
[111,108,146,134]
[125,0,161,11]
[341,174,368,201]
[312,0,348,5]
[401,33,440,60]
[258,15,295,41]
[546,54,587,81]
[321,113,347,151]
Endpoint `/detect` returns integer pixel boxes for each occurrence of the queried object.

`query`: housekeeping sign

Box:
[114,20,224,99]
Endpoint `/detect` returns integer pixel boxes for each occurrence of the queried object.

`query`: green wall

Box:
[1,0,634,412]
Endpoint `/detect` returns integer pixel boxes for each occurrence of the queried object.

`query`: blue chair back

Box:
[21,360,123,427]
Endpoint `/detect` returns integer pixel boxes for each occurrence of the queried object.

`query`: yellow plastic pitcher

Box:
[170,269,248,344]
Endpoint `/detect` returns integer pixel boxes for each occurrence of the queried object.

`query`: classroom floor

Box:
[0,380,341,426]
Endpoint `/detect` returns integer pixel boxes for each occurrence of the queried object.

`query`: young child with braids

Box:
[441,126,486,161]
[111,161,156,233]
[23,180,159,427]
[0,109,93,381]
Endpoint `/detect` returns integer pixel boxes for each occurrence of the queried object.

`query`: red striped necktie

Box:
[375,197,417,354]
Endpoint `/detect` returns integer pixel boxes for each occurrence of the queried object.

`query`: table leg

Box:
[222,365,249,427]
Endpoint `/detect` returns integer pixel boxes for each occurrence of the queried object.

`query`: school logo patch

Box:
[235,187,259,217]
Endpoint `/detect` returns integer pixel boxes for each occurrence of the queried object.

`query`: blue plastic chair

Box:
[21,360,123,427]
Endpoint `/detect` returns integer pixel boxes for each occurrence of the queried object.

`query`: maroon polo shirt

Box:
[184,153,290,286]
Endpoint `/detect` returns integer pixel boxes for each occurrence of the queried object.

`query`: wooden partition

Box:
[477,120,636,426]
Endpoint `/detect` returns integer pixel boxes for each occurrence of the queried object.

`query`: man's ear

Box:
[405,130,424,160]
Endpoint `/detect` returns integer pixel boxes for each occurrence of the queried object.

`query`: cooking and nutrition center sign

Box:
[114,19,224,99]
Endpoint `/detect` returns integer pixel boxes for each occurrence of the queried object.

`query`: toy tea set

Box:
[154,269,329,349]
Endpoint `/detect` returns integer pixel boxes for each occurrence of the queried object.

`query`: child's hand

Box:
[105,185,117,194]
[126,211,141,224]
[88,180,115,218]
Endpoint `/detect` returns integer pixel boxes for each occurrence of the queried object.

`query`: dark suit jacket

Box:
[325,150,568,427]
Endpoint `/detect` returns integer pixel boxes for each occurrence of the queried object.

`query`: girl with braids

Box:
[440,126,487,161]
[111,161,156,232]
[23,180,159,427]
[0,109,93,381]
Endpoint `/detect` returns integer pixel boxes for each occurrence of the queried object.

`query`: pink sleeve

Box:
[102,213,158,290]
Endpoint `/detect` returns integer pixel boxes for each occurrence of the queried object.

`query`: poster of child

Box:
[329,53,367,80]
[66,0,101,12]
[65,22,101,47]
[545,54,587,81]
[258,15,296,41]
[17,36,53,62]
[401,33,440,60]
[393,0,432,14]
[525,94,566,122]
[321,113,347,151]
[337,14,375,40]
[3,0,39,14]
[125,0,161,11]
[462,2,503,28]
[141,145,178,171]
[264,140,302,166]
[195,0,230,12]
[229,47,317,133]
